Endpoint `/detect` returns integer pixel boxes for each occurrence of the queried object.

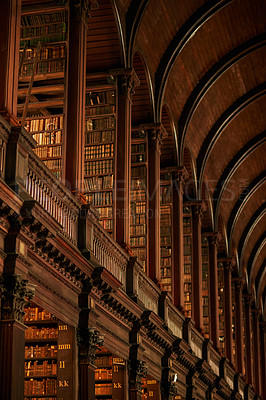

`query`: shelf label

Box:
[59,360,66,368]
[58,344,71,350]
[59,325,68,330]
[59,380,69,387]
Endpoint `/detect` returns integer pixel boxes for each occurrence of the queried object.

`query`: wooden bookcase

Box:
[183,206,192,318]
[24,304,75,400]
[130,130,148,271]
[83,89,117,236]
[95,347,125,400]
[160,174,173,293]
[141,376,160,399]
[217,264,225,354]
[231,283,236,365]
[202,237,210,337]
[18,9,67,180]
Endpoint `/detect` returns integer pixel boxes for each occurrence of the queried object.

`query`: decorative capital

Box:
[73,0,99,20]
[77,327,104,365]
[191,203,203,222]
[128,359,147,378]
[251,307,260,320]
[174,167,189,186]
[116,68,140,100]
[233,277,243,290]
[243,292,252,308]
[0,274,34,323]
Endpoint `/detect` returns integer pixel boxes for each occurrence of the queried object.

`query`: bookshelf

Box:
[130,130,148,271]
[232,283,236,365]
[218,263,225,354]
[95,347,125,400]
[24,304,74,400]
[83,89,116,235]
[18,9,67,181]
[183,206,192,318]
[202,236,210,337]
[160,174,173,292]
[141,376,160,399]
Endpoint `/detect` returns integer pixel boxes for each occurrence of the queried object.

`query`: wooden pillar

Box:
[191,203,203,331]
[208,234,219,349]
[128,356,147,400]
[0,0,21,123]
[147,127,162,282]
[243,294,253,385]
[223,260,233,363]
[172,168,187,310]
[259,321,266,399]
[115,70,136,247]
[251,308,261,395]
[233,278,244,375]
[0,216,34,400]
[65,0,90,192]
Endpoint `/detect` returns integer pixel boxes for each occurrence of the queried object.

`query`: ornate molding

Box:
[73,0,99,19]
[0,274,34,323]
[78,327,104,365]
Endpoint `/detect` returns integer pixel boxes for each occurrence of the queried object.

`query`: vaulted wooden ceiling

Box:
[20,0,266,314]
[88,0,265,313]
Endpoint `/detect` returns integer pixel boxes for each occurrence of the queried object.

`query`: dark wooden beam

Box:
[238,204,266,268]
[155,0,232,121]
[197,84,266,195]
[214,131,266,230]
[178,33,266,160]
[247,233,266,288]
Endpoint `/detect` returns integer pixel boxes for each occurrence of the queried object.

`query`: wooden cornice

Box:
[179,33,266,161]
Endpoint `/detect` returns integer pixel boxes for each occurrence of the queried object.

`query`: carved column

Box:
[191,203,203,331]
[172,168,188,310]
[115,70,136,247]
[78,279,102,400]
[259,321,266,399]
[128,359,147,400]
[208,234,219,349]
[251,308,261,395]
[223,260,233,363]
[65,0,98,192]
[147,127,163,282]
[0,275,34,400]
[0,0,21,123]
[233,278,244,375]
[161,350,178,400]
[243,293,253,385]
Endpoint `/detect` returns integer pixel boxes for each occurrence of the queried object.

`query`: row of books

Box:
[131,166,146,178]
[95,206,113,218]
[161,226,171,236]
[25,360,57,377]
[99,219,113,230]
[25,116,64,132]
[21,60,64,76]
[84,144,114,159]
[24,378,56,395]
[43,159,62,170]
[35,145,62,158]
[24,308,56,322]
[130,214,146,225]
[131,191,146,202]
[130,225,146,236]
[161,257,171,267]
[95,356,112,367]
[21,23,66,39]
[95,369,112,380]
[184,282,192,292]
[161,247,171,257]
[161,267,171,277]
[84,159,113,175]
[131,201,146,214]
[22,45,65,61]
[86,117,115,131]
[83,175,113,191]
[86,91,115,106]
[21,33,66,47]
[86,104,115,116]
[25,345,57,359]
[95,384,112,395]
[131,154,146,164]
[21,12,66,27]
[132,143,146,154]
[130,236,146,246]
[86,191,113,206]
[85,130,114,144]
[25,327,58,340]
[161,237,171,246]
